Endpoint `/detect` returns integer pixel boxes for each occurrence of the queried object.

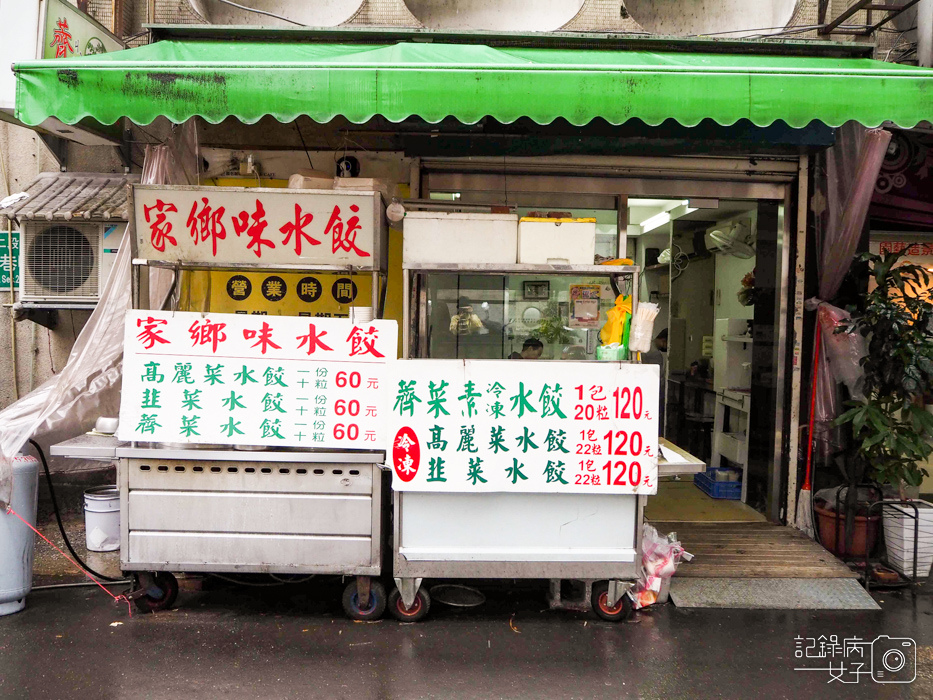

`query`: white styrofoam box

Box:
[403,211,518,265]
[883,502,933,578]
[518,218,597,265]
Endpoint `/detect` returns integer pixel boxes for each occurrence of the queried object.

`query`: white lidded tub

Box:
[0,454,40,616]
[84,486,120,552]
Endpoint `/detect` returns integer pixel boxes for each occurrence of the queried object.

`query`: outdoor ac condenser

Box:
[19,222,123,303]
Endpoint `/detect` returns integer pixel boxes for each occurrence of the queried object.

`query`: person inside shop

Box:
[509,337,544,360]
[642,328,668,431]
[449,297,486,336]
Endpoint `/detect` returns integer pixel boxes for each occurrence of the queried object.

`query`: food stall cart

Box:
[53,184,397,619]
[387,211,658,621]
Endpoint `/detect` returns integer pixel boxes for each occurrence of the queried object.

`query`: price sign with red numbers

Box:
[387,360,659,494]
[133,185,384,269]
[118,311,396,450]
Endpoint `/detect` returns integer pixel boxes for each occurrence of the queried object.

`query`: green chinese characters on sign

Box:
[458,381,481,418]
[427,456,447,482]
[427,425,448,451]
[506,458,528,485]
[427,380,451,419]
[222,391,246,411]
[234,365,258,385]
[262,393,286,413]
[264,367,288,387]
[141,388,161,409]
[546,429,570,453]
[509,382,537,418]
[539,383,567,419]
[515,427,538,453]
[141,361,164,383]
[180,415,200,438]
[393,380,422,417]
[457,425,478,453]
[466,457,487,485]
[544,460,568,485]
[489,426,509,453]
[136,414,161,434]
[219,417,244,437]
[204,364,225,385]
[173,362,195,384]
[181,389,202,412]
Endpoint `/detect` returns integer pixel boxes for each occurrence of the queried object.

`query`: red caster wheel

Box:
[592,581,634,622]
[388,587,431,622]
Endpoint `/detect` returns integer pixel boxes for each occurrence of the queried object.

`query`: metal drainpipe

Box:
[0,137,18,400]
[919,0,932,67]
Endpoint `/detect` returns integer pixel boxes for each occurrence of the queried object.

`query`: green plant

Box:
[835,250,933,496]
[535,302,573,345]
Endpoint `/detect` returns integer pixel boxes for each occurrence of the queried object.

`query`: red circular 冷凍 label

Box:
[392,427,420,482]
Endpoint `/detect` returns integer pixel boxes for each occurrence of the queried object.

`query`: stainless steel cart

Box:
[52,435,388,617]
[389,256,649,622]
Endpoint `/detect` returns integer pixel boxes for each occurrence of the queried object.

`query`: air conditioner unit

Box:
[19,222,124,303]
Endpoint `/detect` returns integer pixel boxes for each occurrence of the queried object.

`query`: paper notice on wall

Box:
[569,284,602,328]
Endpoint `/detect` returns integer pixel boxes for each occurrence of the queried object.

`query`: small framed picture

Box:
[523,281,550,300]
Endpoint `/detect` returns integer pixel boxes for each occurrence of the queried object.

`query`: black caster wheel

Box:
[591,581,634,622]
[133,572,179,614]
[388,587,431,622]
[342,580,387,621]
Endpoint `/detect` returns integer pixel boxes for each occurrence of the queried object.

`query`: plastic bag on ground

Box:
[630,523,691,609]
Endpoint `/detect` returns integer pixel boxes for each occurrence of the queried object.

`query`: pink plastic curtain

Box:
[810,125,892,463]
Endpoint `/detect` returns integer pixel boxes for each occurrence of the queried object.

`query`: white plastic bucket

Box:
[350,306,374,324]
[0,455,40,616]
[84,486,120,552]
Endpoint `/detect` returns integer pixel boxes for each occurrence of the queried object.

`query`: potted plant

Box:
[834,249,933,575]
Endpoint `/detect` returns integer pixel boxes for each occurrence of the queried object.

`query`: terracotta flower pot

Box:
[814,503,880,557]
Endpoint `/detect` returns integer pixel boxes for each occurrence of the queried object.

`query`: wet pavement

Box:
[1,576,931,699]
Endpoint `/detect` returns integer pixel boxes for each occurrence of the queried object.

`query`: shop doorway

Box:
[421,161,793,522]
[633,197,766,522]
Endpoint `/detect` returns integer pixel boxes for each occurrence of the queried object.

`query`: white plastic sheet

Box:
[0,121,198,510]
[0,241,130,509]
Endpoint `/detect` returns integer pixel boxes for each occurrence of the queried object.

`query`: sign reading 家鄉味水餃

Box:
[118,311,396,450]
[42,0,123,59]
[387,360,659,494]
[133,185,384,269]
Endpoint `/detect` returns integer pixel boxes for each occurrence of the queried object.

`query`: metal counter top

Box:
[51,434,385,464]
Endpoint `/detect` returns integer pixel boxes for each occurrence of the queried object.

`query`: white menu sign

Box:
[119,311,396,449]
[387,360,659,494]
[133,185,382,268]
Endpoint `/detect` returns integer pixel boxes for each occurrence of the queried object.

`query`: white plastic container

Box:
[0,455,40,616]
[518,218,597,265]
[84,486,120,552]
[883,501,933,578]
[403,211,518,265]
[350,306,374,324]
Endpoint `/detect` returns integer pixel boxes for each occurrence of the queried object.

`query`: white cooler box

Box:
[403,211,518,264]
[518,218,597,265]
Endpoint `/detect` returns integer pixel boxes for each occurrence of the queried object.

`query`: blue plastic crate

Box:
[694,469,742,500]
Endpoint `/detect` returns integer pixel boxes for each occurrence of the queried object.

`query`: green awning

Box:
[14,39,933,129]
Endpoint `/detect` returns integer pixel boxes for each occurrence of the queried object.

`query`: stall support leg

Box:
[394,577,423,610]
[607,580,634,607]
[356,576,371,609]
